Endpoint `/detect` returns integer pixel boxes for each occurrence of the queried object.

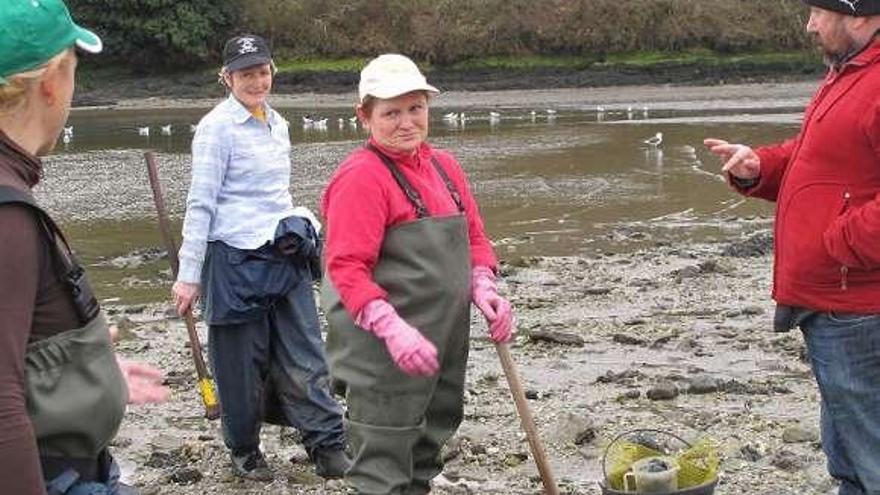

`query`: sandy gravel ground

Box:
[108,232,836,495]
[92,82,836,495]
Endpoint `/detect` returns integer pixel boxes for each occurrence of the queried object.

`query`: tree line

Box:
[68,0,811,71]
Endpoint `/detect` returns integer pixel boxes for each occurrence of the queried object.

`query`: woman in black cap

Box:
[172,34,350,481]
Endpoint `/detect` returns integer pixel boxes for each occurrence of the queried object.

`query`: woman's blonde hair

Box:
[0,49,72,115]
[217,61,277,88]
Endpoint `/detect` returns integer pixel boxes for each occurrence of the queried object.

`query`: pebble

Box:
[782,425,818,444]
[646,382,679,401]
[770,450,805,472]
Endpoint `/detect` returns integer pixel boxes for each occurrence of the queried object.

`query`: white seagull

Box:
[160,124,172,136]
[312,118,328,130]
[644,132,663,147]
[137,126,150,137]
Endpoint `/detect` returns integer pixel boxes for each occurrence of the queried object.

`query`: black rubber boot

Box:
[311,447,353,479]
[230,450,274,482]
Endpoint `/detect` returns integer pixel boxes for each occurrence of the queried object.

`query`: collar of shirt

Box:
[225,96,280,128]
[0,128,41,189]
[367,136,433,170]
[832,37,880,75]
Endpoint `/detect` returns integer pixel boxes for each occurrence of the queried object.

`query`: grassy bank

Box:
[271,49,819,73]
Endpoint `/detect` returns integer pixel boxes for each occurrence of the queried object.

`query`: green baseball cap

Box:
[0,0,102,84]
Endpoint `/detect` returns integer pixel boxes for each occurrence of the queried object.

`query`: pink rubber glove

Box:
[472,266,514,343]
[356,299,439,377]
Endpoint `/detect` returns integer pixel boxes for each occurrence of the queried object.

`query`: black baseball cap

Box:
[802,0,880,16]
[223,34,272,72]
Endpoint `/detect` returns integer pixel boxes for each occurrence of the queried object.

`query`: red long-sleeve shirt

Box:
[322,138,497,318]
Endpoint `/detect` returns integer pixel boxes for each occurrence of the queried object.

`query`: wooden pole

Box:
[144,151,220,420]
[495,342,560,494]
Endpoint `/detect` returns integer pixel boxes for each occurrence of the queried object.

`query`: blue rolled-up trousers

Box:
[208,265,345,457]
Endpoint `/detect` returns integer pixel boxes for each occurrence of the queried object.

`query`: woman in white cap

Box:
[321,53,515,494]
[0,1,168,494]
[172,34,350,481]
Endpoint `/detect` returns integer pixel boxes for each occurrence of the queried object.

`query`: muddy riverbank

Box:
[73,58,824,109]
[111,233,833,495]
[58,79,836,494]
[87,79,820,112]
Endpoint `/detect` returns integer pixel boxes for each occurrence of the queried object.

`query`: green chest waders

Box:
[26,312,127,460]
[321,147,473,495]
[0,186,127,482]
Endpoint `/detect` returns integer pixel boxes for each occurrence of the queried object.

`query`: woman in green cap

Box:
[0,1,168,494]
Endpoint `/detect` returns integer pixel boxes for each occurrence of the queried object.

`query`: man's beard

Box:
[816,33,864,68]
[823,44,860,67]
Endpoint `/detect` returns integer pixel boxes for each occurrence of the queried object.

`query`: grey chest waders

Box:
[0,186,127,480]
[321,146,473,494]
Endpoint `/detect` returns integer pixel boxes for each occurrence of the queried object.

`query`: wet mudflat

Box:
[45,81,837,494]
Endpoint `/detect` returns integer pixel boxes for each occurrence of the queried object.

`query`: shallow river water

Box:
[43,97,801,304]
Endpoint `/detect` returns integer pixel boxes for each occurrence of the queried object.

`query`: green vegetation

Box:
[274,58,368,73]
[67,0,241,70]
[440,51,818,72]
[66,0,812,73]
[599,49,818,67]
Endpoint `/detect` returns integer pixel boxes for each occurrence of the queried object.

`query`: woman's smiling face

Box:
[226,63,273,110]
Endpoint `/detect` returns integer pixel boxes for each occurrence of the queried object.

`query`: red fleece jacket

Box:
[322,138,497,317]
[740,40,880,312]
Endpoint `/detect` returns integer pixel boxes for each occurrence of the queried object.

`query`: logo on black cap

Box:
[237,37,259,55]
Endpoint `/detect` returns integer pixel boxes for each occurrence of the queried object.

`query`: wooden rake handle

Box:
[495,342,560,494]
[144,151,220,420]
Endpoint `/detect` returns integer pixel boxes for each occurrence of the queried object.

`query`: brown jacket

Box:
[0,129,80,495]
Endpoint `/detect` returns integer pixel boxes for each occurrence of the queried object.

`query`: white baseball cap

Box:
[358,54,439,103]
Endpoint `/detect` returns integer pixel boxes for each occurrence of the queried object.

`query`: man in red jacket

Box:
[705,1,880,493]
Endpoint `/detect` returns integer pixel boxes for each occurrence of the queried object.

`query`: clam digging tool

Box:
[144,151,220,420]
[495,342,560,494]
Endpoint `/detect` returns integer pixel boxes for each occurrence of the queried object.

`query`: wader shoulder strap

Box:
[0,185,75,259]
[364,145,465,217]
[366,144,429,218]
[0,185,99,324]
[428,156,465,213]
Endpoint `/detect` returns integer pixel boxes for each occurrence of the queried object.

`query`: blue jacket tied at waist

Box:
[201,216,321,325]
